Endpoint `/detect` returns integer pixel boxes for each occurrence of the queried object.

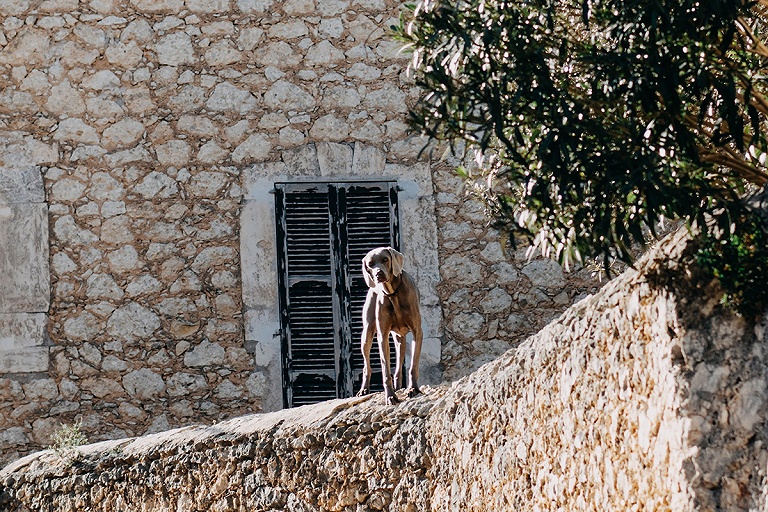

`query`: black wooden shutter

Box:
[275,182,399,408]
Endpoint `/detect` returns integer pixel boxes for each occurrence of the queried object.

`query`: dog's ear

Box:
[388,247,404,277]
[362,257,376,288]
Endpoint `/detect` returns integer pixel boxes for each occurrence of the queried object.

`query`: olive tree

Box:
[397,0,768,311]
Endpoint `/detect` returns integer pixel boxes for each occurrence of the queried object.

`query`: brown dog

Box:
[356,247,423,405]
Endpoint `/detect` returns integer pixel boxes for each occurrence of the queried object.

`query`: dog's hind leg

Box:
[405,325,423,398]
[392,332,406,390]
[377,324,399,405]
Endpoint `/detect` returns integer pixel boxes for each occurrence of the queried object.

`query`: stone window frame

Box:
[0,168,50,375]
[240,142,443,411]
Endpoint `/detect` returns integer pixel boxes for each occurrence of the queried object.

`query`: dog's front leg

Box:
[356,324,375,397]
[357,292,377,397]
[405,325,423,398]
[392,333,406,390]
[376,327,399,405]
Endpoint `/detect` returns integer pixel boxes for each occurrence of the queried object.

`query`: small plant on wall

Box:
[50,421,88,465]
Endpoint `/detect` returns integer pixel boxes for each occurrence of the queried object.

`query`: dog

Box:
[356,247,423,405]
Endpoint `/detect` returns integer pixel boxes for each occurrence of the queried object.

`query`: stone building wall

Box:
[0,0,598,466]
[2,228,766,511]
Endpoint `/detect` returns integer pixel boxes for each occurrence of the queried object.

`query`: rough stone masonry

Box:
[2,228,767,511]
[0,0,601,465]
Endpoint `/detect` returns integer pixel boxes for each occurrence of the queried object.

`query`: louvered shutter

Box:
[275,182,399,408]
[345,184,400,394]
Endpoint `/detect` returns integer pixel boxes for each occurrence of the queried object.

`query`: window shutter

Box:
[345,183,400,394]
[275,181,399,408]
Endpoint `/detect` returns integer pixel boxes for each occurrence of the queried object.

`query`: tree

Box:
[397,0,768,312]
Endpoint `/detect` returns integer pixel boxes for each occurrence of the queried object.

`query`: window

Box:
[274,181,400,407]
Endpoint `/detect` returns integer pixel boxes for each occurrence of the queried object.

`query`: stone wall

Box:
[2,228,767,511]
[0,0,598,466]
[431,165,600,381]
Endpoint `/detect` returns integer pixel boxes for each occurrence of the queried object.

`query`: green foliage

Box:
[50,421,88,463]
[397,0,768,310]
[696,209,768,315]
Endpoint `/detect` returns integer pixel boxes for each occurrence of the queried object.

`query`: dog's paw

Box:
[356,388,370,397]
[384,393,400,406]
[405,386,420,398]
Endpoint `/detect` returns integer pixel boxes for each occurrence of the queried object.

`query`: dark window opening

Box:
[275,181,400,408]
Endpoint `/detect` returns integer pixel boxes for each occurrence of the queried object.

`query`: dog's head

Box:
[362,247,404,288]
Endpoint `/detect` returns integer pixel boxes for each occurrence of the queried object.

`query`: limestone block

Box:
[347,62,382,82]
[440,254,482,286]
[184,340,225,367]
[521,258,565,290]
[0,313,46,352]
[134,171,178,199]
[0,347,49,373]
[324,85,362,109]
[86,273,125,300]
[0,29,50,67]
[279,127,306,145]
[189,171,228,197]
[257,42,301,68]
[206,83,258,114]
[73,24,107,48]
[81,378,123,399]
[245,309,280,366]
[280,144,319,176]
[309,114,350,141]
[264,80,316,111]
[237,27,265,50]
[204,41,241,67]
[268,20,309,39]
[186,0,230,12]
[63,311,101,341]
[351,143,385,176]
[105,41,143,68]
[45,81,85,116]
[155,140,191,166]
[197,142,229,164]
[492,262,519,285]
[0,169,44,204]
[177,115,218,137]
[191,246,236,272]
[316,142,353,177]
[240,201,278,308]
[167,372,207,396]
[107,303,160,342]
[319,18,344,39]
[0,203,49,313]
[101,118,145,151]
[51,252,76,274]
[451,312,485,338]
[81,70,120,91]
[123,369,165,399]
[481,288,513,314]
[0,0,29,15]
[155,33,195,67]
[53,118,99,145]
[107,246,140,274]
[304,40,344,66]
[364,85,407,113]
[232,134,272,164]
[215,381,243,400]
[129,0,183,11]
[317,0,349,16]
[169,85,206,113]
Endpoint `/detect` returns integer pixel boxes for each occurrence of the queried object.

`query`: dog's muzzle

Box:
[373,269,388,283]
